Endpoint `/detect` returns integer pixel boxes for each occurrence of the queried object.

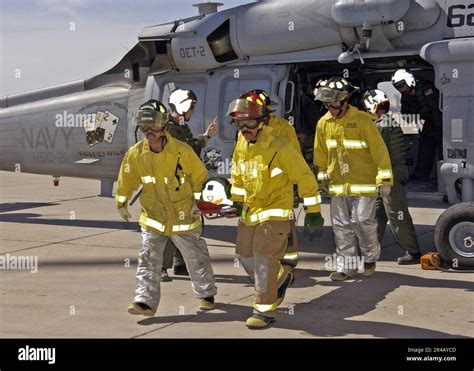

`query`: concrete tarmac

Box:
[0,171,472,338]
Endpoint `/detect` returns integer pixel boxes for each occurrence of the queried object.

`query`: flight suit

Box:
[401,80,443,179]
[163,120,208,270]
[374,116,420,254]
[167,121,207,157]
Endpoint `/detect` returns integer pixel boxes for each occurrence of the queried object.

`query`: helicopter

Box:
[1,0,472,267]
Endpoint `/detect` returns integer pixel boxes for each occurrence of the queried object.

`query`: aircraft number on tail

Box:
[447,4,474,28]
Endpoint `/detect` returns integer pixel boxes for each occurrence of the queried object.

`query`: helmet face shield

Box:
[314,86,348,103]
[135,110,168,132]
[169,88,197,115]
[362,89,390,114]
[227,99,266,120]
[392,69,416,89]
[171,98,194,116]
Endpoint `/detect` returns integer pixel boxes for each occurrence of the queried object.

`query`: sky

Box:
[0,0,255,96]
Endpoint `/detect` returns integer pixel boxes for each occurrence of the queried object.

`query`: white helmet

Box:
[201,177,232,206]
[168,88,197,115]
[392,69,416,89]
[362,89,390,114]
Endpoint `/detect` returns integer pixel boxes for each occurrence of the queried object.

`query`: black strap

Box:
[174,153,182,191]
[268,151,278,169]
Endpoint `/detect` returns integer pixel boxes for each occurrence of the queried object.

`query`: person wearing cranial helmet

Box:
[167,88,219,156]
[362,88,421,265]
[391,69,443,181]
[161,88,219,281]
[313,77,393,281]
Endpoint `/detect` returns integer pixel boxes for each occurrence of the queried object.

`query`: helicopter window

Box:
[207,20,238,63]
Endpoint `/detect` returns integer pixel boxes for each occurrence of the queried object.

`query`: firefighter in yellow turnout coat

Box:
[313,78,393,281]
[116,100,217,316]
[237,90,302,270]
[230,95,324,329]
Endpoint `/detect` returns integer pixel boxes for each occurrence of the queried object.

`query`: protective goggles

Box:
[135,110,168,132]
[231,118,264,130]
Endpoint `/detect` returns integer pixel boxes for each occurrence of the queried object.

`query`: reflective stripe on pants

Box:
[330,196,380,276]
[135,228,217,311]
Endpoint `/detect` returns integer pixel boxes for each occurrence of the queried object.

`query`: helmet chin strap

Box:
[256,117,268,134]
[335,99,348,117]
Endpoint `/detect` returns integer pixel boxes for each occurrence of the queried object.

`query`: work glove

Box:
[304,212,324,236]
[204,117,219,139]
[220,201,243,218]
[378,185,392,198]
[222,201,243,216]
[118,206,131,222]
[232,201,243,215]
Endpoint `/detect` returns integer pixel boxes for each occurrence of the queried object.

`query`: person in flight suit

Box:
[391,69,443,181]
[161,88,218,281]
[362,89,422,265]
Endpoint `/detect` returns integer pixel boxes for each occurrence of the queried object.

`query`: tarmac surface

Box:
[0,171,473,338]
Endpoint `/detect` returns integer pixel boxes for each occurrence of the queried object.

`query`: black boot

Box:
[276,272,294,306]
[161,268,172,282]
[173,264,189,276]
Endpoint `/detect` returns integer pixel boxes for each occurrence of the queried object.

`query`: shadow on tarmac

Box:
[0,202,58,213]
[0,212,140,231]
[136,269,472,338]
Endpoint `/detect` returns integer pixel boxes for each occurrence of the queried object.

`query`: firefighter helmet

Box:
[136,99,169,132]
[244,89,277,108]
[313,77,359,103]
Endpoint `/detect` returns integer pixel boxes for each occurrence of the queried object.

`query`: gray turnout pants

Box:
[330,196,380,276]
[135,228,217,311]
